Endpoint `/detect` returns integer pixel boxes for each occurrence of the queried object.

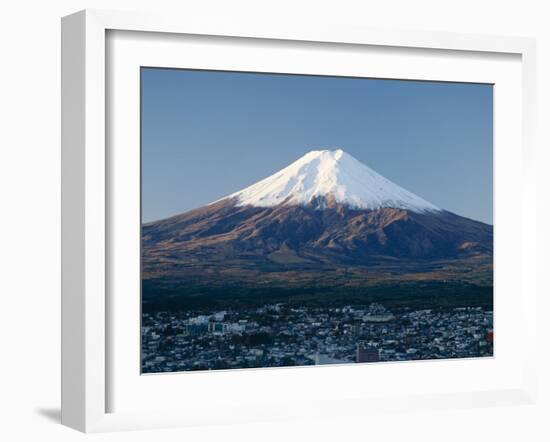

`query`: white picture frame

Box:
[61,9,537,433]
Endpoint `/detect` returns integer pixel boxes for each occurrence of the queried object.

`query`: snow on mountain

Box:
[218,148,440,213]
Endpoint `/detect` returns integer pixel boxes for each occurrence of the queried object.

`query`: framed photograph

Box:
[61,9,537,432]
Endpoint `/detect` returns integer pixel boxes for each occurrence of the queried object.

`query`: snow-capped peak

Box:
[218,148,440,213]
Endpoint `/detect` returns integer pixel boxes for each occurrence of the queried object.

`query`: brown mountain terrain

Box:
[142,198,492,290]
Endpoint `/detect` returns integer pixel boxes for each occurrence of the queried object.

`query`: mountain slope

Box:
[142,199,492,277]
[143,149,492,285]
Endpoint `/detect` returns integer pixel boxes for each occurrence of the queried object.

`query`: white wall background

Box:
[0,1,548,440]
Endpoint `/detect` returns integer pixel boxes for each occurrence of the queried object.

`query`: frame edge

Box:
[61,9,107,433]
[61,10,87,432]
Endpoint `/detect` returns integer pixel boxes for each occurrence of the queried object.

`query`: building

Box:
[356,343,380,363]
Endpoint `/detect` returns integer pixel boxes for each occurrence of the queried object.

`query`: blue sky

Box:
[141,68,493,224]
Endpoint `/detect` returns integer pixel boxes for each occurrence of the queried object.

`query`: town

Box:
[142,303,493,373]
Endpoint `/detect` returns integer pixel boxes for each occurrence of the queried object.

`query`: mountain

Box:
[142,149,493,308]
[218,149,440,212]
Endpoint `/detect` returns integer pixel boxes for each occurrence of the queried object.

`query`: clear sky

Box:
[141,68,493,224]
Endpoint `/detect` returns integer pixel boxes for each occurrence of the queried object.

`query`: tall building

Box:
[356,343,380,363]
